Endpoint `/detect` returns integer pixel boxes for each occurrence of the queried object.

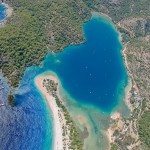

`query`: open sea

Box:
[0,9,129,150]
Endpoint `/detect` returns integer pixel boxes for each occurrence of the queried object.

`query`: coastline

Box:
[35,74,69,150]
[124,78,133,111]
[1,2,13,18]
[106,79,132,148]
[0,2,13,27]
[106,41,133,148]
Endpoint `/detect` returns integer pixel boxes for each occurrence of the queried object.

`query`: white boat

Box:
[0,103,5,107]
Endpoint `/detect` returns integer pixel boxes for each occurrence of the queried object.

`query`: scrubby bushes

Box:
[138,111,150,148]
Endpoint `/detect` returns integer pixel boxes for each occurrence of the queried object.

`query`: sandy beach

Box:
[35,74,69,150]
[106,112,121,143]
[110,112,121,120]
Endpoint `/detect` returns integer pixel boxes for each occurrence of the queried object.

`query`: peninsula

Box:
[35,72,83,150]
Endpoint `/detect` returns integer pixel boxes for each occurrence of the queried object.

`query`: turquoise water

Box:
[0,13,128,149]
[0,4,6,20]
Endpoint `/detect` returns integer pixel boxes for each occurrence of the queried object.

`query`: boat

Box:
[0,103,5,107]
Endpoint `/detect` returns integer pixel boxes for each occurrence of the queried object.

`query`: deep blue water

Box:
[0,13,127,149]
[0,4,6,20]
[0,71,53,150]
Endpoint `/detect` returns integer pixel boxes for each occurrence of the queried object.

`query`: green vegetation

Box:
[110,143,118,150]
[138,111,150,148]
[8,94,14,107]
[83,0,150,22]
[0,9,47,87]
[43,79,57,93]
[56,98,83,149]
[54,92,83,150]
[117,26,131,43]
[0,0,91,88]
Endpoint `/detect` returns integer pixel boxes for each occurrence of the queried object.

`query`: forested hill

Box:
[0,0,91,87]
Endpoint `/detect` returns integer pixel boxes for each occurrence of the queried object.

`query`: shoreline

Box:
[106,112,121,144]
[35,74,69,150]
[106,41,133,148]
[106,79,132,147]
[0,2,13,27]
[1,2,13,18]
[124,78,133,111]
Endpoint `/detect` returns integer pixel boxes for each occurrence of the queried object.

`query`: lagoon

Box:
[43,13,128,112]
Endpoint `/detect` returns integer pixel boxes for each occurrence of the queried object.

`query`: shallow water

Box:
[0,13,129,149]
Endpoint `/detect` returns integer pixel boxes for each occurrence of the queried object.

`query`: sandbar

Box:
[35,74,69,150]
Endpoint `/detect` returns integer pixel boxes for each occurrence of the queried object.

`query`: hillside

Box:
[0,0,91,87]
